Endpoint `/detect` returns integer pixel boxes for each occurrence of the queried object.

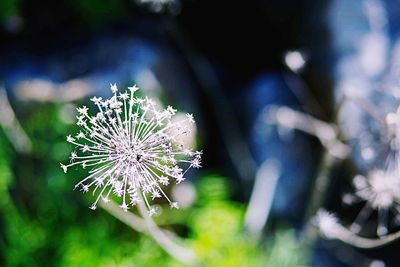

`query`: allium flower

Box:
[344,168,400,237]
[341,105,400,236]
[61,84,202,215]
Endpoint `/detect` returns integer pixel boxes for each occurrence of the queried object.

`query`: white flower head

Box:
[354,171,400,209]
[110,83,118,94]
[61,84,201,215]
[313,209,342,239]
[345,168,400,236]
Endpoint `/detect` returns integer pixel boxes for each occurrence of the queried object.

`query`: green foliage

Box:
[0,103,308,266]
[70,0,129,26]
[0,0,19,22]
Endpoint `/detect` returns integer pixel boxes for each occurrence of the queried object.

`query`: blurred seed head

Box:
[313,209,342,239]
[284,51,307,73]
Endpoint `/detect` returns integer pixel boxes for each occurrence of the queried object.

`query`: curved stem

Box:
[301,152,336,247]
[0,86,32,154]
[100,200,200,266]
[322,221,400,249]
[265,106,350,159]
[100,201,148,233]
[137,200,200,266]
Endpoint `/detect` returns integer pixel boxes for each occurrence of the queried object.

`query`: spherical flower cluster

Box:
[354,171,400,209]
[61,84,202,215]
[344,169,400,236]
[341,104,400,237]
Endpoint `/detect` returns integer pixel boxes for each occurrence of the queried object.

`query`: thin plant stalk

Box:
[101,200,199,266]
[301,151,336,246]
[0,87,32,153]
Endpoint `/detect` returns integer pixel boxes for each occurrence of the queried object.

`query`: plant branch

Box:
[100,200,200,266]
[321,221,400,249]
[0,87,32,153]
[265,106,350,159]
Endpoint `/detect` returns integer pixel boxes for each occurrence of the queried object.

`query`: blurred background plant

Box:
[2,0,400,266]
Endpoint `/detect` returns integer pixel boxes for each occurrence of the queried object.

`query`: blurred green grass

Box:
[0,102,308,266]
